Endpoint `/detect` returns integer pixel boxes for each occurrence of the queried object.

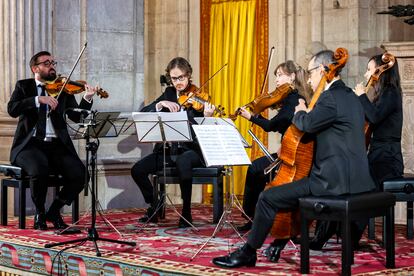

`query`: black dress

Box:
[359,86,404,188]
[241,89,303,218]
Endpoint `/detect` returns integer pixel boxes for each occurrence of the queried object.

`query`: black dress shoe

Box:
[46,212,69,230]
[263,239,288,262]
[34,213,48,230]
[236,221,252,232]
[138,206,158,223]
[212,245,257,268]
[178,215,193,228]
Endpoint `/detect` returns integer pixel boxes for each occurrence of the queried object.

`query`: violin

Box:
[229,82,293,120]
[178,84,226,116]
[45,75,109,99]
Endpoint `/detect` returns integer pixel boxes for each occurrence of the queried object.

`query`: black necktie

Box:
[36,85,47,140]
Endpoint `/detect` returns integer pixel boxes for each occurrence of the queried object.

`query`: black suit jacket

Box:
[141,86,204,153]
[8,78,93,163]
[293,80,375,196]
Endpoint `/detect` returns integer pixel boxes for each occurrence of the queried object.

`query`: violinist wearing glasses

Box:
[131,57,215,228]
[236,60,311,234]
[8,51,99,230]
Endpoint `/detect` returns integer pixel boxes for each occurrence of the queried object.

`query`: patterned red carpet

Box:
[0,205,413,275]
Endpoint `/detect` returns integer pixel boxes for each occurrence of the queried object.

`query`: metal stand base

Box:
[59,199,124,238]
[45,227,135,257]
[137,191,199,232]
[191,167,244,260]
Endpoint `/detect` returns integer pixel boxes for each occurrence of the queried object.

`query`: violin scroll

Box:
[367,52,395,87]
[323,47,349,83]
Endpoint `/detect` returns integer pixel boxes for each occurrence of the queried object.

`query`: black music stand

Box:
[132,111,198,231]
[45,111,135,256]
[190,124,251,260]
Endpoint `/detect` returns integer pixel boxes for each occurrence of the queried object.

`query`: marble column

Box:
[0,0,54,162]
[0,0,54,216]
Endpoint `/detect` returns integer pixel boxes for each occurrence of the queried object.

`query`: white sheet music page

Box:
[192,124,251,167]
[132,111,192,143]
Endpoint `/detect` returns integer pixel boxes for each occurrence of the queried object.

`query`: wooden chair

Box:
[0,164,79,229]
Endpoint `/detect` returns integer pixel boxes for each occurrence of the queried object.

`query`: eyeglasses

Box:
[170,75,187,82]
[306,66,319,75]
[35,60,57,67]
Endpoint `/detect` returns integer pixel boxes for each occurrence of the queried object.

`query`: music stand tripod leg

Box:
[191,166,246,260]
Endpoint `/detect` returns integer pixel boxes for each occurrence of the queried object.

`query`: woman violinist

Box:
[354,54,404,188]
[237,60,311,233]
[131,57,215,228]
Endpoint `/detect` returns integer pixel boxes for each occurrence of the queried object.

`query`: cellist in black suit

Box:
[212,49,376,268]
[8,51,99,230]
[131,57,215,228]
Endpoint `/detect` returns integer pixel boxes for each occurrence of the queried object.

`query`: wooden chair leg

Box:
[72,195,79,223]
[18,180,26,229]
[212,178,222,223]
[341,218,352,276]
[300,216,310,274]
[368,217,375,239]
[407,201,413,239]
[1,181,8,226]
[385,207,395,268]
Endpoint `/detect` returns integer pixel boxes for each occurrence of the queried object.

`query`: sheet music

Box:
[132,111,192,143]
[192,124,251,167]
[194,117,251,148]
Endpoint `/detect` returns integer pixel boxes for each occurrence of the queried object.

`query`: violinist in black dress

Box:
[236,60,310,233]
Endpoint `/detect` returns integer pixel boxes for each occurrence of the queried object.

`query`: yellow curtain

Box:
[208,0,257,196]
[200,0,268,201]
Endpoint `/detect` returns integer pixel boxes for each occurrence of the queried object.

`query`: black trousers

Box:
[242,154,277,218]
[247,178,311,249]
[13,138,86,213]
[131,149,203,213]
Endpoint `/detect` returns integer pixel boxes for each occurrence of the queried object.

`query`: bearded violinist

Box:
[131,57,215,228]
[8,51,99,230]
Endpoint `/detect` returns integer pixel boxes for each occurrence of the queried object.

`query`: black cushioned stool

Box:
[154,167,224,223]
[299,192,396,276]
[0,164,79,229]
[368,174,414,240]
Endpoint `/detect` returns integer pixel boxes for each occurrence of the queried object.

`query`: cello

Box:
[266,48,349,238]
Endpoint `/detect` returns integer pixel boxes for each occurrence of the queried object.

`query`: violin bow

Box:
[259,46,275,96]
[54,42,88,102]
[179,63,228,108]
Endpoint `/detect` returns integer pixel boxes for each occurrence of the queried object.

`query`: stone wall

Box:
[0,0,147,214]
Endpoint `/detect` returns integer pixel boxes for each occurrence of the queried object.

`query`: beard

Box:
[40,69,57,81]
